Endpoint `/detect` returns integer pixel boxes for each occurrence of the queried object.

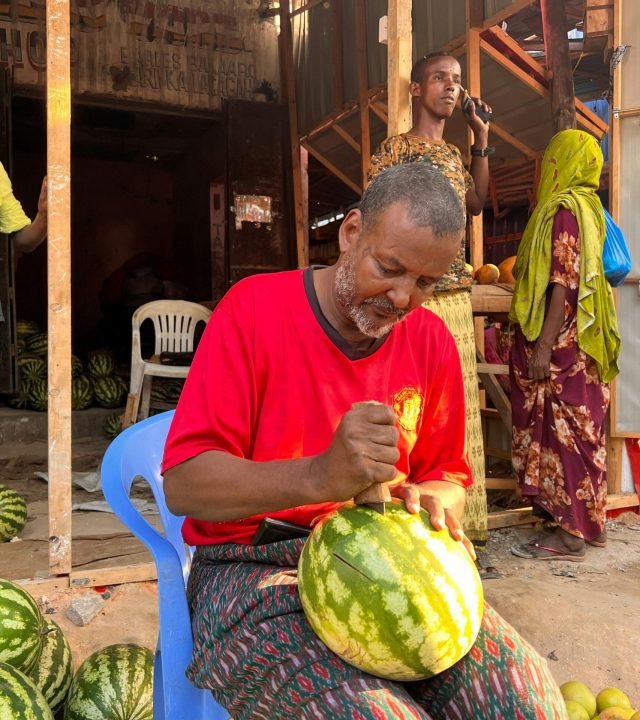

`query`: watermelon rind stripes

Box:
[0,661,54,719]
[28,619,72,716]
[0,484,27,542]
[86,353,115,379]
[0,580,46,675]
[64,643,153,720]
[298,501,484,681]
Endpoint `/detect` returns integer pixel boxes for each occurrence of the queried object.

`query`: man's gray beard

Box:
[334,255,407,339]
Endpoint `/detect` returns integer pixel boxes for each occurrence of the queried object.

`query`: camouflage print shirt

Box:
[368,134,474,292]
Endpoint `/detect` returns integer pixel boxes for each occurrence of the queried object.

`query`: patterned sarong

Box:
[186,539,567,720]
[424,289,488,544]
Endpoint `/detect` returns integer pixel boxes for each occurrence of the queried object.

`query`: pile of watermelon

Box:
[0,578,153,718]
[6,322,128,413]
[0,484,27,543]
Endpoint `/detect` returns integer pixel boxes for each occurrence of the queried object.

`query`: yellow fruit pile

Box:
[561,681,639,720]
[467,256,517,285]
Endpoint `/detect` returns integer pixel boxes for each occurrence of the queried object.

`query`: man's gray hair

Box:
[360,163,465,237]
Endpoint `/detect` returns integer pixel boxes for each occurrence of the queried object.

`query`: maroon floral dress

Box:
[510,208,609,541]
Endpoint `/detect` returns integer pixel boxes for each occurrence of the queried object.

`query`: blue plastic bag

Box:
[602,208,632,287]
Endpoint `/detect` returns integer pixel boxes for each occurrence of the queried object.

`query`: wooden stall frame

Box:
[47,0,72,576]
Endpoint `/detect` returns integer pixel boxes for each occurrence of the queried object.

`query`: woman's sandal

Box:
[511,539,585,562]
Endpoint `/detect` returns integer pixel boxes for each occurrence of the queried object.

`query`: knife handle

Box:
[355,482,391,506]
[351,400,393,506]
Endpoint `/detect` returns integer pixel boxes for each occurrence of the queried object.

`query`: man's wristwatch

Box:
[471,146,495,157]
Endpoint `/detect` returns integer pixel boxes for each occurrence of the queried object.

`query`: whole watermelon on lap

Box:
[0,484,27,542]
[0,579,47,674]
[298,500,484,681]
[64,643,153,720]
[28,619,72,717]
[0,661,54,719]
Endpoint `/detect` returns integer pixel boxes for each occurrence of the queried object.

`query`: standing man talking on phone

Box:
[369,52,492,551]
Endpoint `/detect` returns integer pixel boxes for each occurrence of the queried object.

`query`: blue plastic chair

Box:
[100,410,229,720]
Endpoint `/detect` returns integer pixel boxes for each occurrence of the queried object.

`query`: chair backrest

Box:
[132,300,212,358]
[100,410,190,581]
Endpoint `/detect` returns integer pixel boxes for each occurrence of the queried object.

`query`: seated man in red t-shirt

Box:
[162,163,565,719]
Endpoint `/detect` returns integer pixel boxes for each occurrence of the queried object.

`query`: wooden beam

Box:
[331,0,344,110]
[290,0,327,18]
[480,38,549,98]
[369,100,388,124]
[488,507,536,529]
[47,0,72,576]
[482,0,538,30]
[332,124,361,153]
[387,0,412,136]
[476,362,509,375]
[490,121,540,159]
[280,3,308,268]
[302,141,362,195]
[466,21,484,273]
[477,351,512,429]
[606,492,640,511]
[540,0,577,131]
[485,477,517,490]
[355,0,370,186]
[69,562,157,588]
[301,144,309,264]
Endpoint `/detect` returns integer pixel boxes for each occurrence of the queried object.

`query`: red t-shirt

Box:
[162,268,471,545]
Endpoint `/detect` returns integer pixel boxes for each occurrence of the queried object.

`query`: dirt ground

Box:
[1,437,639,708]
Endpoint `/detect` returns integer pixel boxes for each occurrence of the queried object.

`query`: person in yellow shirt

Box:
[0,162,47,253]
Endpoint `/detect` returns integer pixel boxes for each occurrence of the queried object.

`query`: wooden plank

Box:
[482,0,538,29]
[477,362,509,375]
[47,0,72,576]
[301,145,309,265]
[355,0,370,186]
[488,507,535,529]
[386,0,412,136]
[485,477,517,490]
[279,3,308,268]
[483,25,549,84]
[490,121,540,159]
[606,432,623,494]
[331,0,344,110]
[606,492,640,510]
[69,562,157,588]
[16,576,70,598]
[302,141,362,195]
[476,349,512,429]
[332,124,361,153]
[467,0,484,28]
[540,0,577,131]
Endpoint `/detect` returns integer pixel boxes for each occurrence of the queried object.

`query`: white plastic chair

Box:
[123,300,211,427]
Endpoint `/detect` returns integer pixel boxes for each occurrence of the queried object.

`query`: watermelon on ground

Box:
[64,643,153,720]
[71,355,83,379]
[7,386,31,410]
[16,337,27,355]
[103,412,123,439]
[15,320,40,338]
[18,354,47,382]
[87,353,115,379]
[25,333,48,357]
[0,579,47,674]
[0,484,27,542]
[298,500,484,681]
[72,375,94,411]
[0,661,54,719]
[28,379,48,412]
[92,376,126,409]
[28,619,72,717]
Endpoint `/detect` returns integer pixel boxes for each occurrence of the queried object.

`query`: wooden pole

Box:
[279,3,308,267]
[331,0,344,111]
[540,0,577,131]
[46,0,72,575]
[386,0,412,137]
[355,0,371,187]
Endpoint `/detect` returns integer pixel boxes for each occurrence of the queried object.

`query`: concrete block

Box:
[66,593,106,627]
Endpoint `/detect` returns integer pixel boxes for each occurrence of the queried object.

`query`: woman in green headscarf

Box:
[509,129,621,562]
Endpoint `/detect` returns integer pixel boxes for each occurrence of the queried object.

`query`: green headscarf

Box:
[509,129,620,382]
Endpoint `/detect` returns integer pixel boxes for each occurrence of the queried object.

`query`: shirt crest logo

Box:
[393,387,424,433]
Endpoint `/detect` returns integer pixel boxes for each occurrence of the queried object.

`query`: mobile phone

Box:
[251,517,312,545]
[461,93,493,124]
